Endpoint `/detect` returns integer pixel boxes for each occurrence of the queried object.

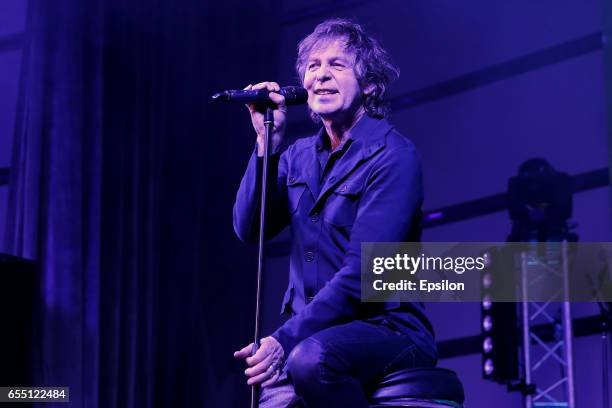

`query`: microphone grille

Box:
[282,86,308,105]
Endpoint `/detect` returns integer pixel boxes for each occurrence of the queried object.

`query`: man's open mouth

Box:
[314,89,338,95]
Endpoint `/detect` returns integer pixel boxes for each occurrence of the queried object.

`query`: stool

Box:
[368,367,465,408]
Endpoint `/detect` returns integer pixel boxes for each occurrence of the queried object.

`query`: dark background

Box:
[0,0,611,406]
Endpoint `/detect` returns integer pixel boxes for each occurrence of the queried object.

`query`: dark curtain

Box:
[4,0,280,406]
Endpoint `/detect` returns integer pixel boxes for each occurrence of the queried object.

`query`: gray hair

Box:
[296,18,400,122]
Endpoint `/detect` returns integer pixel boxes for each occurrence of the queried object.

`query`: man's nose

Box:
[315,64,332,81]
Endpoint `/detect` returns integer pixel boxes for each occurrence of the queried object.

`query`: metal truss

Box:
[520,241,575,408]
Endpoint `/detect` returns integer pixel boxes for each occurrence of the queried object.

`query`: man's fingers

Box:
[251,82,267,90]
[247,337,283,366]
[268,92,286,108]
[240,337,284,386]
[245,344,269,365]
[234,342,254,359]
[245,82,286,115]
[244,353,274,377]
[261,369,281,388]
[251,81,280,92]
[243,84,256,112]
[247,366,276,386]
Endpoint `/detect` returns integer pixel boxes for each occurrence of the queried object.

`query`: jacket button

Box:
[288,176,296,183]
[306,296,314,304]
[310,213,319,223]
[304,251,314,262]
[329,176,336,183]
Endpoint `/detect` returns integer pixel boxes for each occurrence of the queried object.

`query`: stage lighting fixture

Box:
[482,316,492,332]
[480,247,520,384]
[483,337,493,353]
[507,158,573,241]
[484,359,494,376]
[482,295,492,311]
[482,273,492,289]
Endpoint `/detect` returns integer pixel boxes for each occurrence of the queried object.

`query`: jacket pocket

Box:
[279,285,294,315]
[286,175,307,214]
[324,181,363,227]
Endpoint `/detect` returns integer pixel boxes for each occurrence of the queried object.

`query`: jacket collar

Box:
[313,114,390,154]
[305,115,393,211]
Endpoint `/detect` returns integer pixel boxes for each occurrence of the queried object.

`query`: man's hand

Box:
[234,336,285,387]
[244,82,287,157]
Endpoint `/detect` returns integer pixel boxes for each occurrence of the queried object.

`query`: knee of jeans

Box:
[286,338,324,388]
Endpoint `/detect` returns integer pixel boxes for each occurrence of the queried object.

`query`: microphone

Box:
[211,86,308,106]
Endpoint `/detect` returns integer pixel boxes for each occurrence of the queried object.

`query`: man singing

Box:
[233,19,437,407]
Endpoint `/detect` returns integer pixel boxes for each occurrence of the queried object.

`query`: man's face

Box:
[303,40,363,123]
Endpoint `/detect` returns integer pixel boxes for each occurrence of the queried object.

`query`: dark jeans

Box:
[259,318,437,408]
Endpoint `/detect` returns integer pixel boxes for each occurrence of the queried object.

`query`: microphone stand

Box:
[251,107,274,408]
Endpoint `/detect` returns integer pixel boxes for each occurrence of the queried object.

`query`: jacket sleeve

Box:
[272,146,423,355]
[233,147,291,242]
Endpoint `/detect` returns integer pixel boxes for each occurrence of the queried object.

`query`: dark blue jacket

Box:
[234,115,436,356]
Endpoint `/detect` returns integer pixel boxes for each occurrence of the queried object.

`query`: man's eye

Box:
[307,63,318,70]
